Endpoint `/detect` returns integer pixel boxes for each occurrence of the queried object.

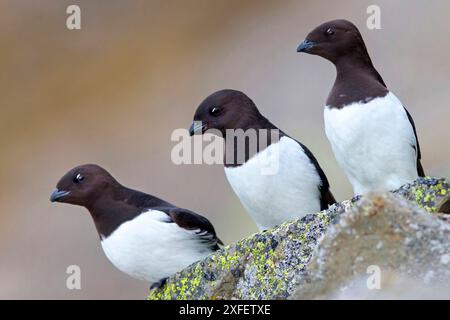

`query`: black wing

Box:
[280,131,336,209]
[123,188,223,250]
[299,142,337,209]
[167,208,223,250]
[404,107,425,177]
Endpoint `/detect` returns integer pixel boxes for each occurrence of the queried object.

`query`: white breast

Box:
[100,210,213,283]
[224,136,322,231]
[324,92,419,195]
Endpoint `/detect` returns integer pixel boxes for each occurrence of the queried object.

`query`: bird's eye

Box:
[73,173,84,184]
[210,106,221,116]
[326,28,335,36]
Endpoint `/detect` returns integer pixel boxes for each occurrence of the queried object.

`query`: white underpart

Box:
[224,136,322,231]
[101,210,213,283]
[324,92,419,195]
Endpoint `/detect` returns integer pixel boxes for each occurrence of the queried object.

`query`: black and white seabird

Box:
[189,89,335,231]
[297,19,425,195]
[50,164,222,287]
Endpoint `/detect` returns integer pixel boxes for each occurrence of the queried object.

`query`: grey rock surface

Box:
[148,178,450,300]
[291,192,450,299]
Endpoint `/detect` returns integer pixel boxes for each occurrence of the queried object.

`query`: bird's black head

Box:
[50,164,119,208]
[189,89,262,137]
[297,19,368,64]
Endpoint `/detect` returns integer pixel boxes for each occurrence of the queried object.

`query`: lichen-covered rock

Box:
[397,177,450,213]
[291,192,450,299]
[148,206,344,300]
[148,178,450,300]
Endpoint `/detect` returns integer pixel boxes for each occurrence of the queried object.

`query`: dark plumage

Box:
[189,90,335,230]
[298,19,424,195]
[51,164,221,284]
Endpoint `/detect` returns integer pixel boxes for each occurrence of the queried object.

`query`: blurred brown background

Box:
[0,0,448,299]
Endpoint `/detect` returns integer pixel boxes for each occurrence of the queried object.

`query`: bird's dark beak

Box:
[188,121,206,136]
[297,39,315,53]
[50,189,70,202]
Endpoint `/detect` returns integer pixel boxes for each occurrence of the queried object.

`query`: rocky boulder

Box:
[148,177,450,300]
[291,192,450,299]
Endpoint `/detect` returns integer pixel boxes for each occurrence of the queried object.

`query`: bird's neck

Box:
[327,56,388,108]
[335,54,384,83]
[86,188,143,239]
[223,117,283,167]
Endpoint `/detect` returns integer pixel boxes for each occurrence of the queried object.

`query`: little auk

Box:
[189,89,335,231]
[50,164,222,287]
[297,19,425,195]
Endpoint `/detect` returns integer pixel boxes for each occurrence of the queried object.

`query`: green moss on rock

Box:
[148,177,449,300]
[401,177,450,212]
[148,206,341,300]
